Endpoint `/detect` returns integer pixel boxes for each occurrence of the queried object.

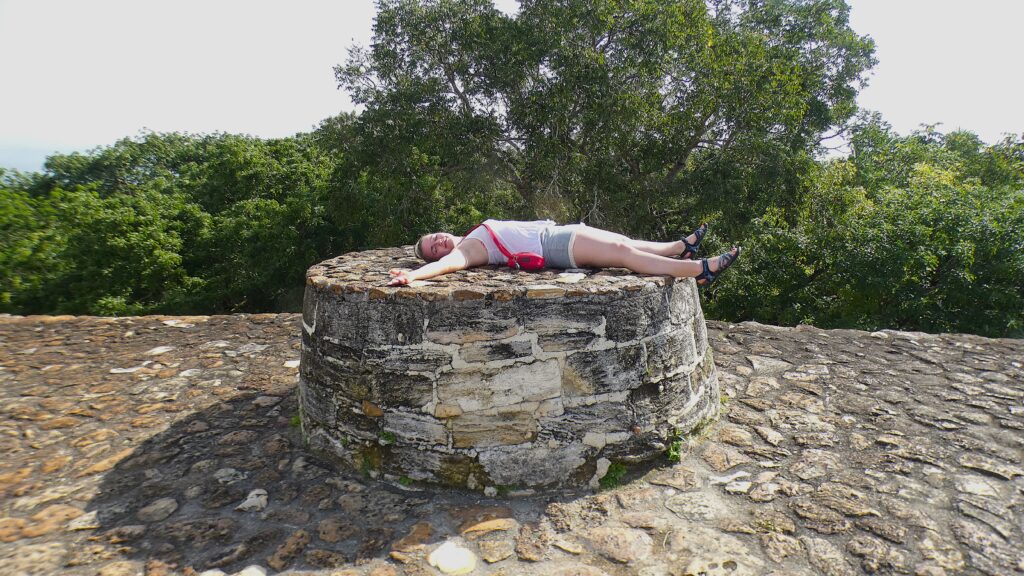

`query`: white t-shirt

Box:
[461,219,554,265]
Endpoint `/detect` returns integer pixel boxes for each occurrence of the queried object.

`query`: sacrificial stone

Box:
[299,247,719,490]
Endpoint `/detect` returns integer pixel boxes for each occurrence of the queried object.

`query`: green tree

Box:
[0,170,67,311]
[44,185,201,315]
[709,132,1024,338]
[336,0,876,240]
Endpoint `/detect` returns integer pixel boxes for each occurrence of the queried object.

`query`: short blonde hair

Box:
[414,234,435,262]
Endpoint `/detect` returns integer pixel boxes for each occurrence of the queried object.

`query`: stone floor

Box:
[0,313,1021,576]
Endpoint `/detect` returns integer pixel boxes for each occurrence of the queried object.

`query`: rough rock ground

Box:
[0,313,1021,576]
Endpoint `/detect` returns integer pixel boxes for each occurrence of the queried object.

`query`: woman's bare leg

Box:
[629,238,684,257]
[579,227,700,257]
[572,227,734,278]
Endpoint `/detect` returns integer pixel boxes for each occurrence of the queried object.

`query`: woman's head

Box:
[415,232,457,262]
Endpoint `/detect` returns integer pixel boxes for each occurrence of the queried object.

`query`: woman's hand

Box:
[387,268,413,286]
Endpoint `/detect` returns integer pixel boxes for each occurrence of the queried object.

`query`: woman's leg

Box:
[572,227,734,278]
[575,227,697,257]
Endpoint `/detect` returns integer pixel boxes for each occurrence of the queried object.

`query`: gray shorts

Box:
[540,223,587,268]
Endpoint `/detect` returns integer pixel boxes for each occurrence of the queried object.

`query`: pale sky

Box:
[1,0,1022,173]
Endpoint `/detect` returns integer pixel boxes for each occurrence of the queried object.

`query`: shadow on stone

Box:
[84,385,667,574]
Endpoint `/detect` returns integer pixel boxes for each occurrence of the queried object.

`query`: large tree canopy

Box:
[335,0,876,236]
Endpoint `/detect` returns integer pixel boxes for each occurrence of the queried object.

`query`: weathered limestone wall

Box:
[299,247,719,489]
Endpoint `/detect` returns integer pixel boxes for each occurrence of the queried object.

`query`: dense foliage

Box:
[2,132,340,314]
[709,116,1024,337]
[2,0,1021,337]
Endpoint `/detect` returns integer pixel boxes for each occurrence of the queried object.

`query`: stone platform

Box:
[299,247,719,489]
[0,314,1022,576]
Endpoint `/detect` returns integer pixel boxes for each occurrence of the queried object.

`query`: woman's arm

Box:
[388,248,473,286]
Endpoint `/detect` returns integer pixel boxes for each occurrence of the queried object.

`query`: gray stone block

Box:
[538,401,633,441]
[437,360,561,413]
[383,445,444,481]
[563,343,646,395]
[450,409,539,448]
[537,331,601,352]
[645,330,698,382]
[459,339,533,364]
[425,300,519,344]
[299,378,339,428]
[316,295,426,347]
[604,288,672,341]
[315,337,452,373]
[479,443,591,486]
[668,280,698,324]
[382,411,448,446]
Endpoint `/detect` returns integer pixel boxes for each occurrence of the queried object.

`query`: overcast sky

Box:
[1,0,1021,173]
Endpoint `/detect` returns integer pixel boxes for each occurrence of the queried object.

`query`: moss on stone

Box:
[598,462,628,489]
[437,455,492,489]
[355,443,384,477]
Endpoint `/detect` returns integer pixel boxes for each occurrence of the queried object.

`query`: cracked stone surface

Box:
[0,313,1022,576]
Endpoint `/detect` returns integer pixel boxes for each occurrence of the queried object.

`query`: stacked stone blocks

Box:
[299,248,720,489]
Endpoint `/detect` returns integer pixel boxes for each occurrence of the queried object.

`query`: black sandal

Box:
[696,247,740,286]
[680,223,708,260]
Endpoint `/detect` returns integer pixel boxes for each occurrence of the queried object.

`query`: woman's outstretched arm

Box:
[388,248,473,286]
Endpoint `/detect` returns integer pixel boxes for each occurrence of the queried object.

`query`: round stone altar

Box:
[299,247,720,490]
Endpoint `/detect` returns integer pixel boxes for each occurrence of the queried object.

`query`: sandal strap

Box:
[680,223,708,259]
[697,257,715,284]
[697,248,740,287]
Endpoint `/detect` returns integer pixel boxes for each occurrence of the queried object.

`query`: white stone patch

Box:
[213,468,247,485]
[113,360,157,375]
[234,343,269,355]
[955,475,999,497]
[201,340,232,348]
[590,457,612,489]
[302,299,318,335]
[555,272,586,283]
[235,489,268,512]
[710,471,751,485]
[283,359,300,368]
[724,480,752,494]
[746,355,792,375]
[67,510,101,531]
[428,540,477,575]
[145,346,175,355]
[583,432,630,450]
[161,319,195,328]
[110,366,145,374]
[583,432,606,450]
